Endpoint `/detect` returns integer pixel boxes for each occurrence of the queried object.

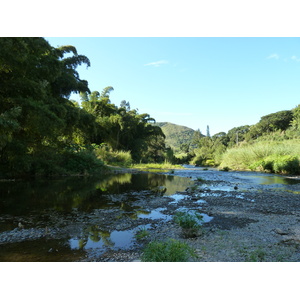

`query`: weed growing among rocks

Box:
[141,239,197,262]
[135,227,150,240]
[173,211,204,238]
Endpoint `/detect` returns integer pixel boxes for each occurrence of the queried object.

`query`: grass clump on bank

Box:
[173,211,204,238]
[220,140,300,174]
[141,239,196,262]
[135,227,150,240]
[94,144,133,167]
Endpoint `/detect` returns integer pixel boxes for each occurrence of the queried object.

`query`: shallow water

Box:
[1,167,299,261]
[0,173,193,261]
[238,173,300,185]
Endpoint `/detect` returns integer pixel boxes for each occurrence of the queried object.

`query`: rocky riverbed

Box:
[0,167,300,262]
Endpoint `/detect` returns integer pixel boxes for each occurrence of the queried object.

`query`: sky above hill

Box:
[45,37,300,136]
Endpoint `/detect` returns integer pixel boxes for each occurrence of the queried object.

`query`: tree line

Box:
[0,37,165,178]
[178,106,300,167]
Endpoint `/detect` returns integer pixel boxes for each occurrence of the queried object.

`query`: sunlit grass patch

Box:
[220,140,300,174]
[131,162,184,170]
[141,239,197,262]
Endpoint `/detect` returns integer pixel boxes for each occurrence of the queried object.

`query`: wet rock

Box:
[274,228,289,235]
[280,236,300,245]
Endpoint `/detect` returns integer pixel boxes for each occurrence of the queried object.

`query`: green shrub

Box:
[63,150,104,174]
[173,211,204,238]
[95,144,132,167]
[250,154,300,174]
[141,239,196,262]
[273,155,300,174]
[261,157,275,172]
[205,159,215,166]
[29,151,65,176]
[190,154,205,166]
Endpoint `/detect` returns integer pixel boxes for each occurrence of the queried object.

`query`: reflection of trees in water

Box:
[78,225,114,249]
[164,176,193,195]
[94,173,132,193]
[0,172,192,217]
[119,203,150,219]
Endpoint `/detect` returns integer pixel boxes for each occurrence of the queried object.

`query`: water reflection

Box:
[242,174,300,185]
[69,228,136,251]
[0,173,192,216]
[0,173,193,260]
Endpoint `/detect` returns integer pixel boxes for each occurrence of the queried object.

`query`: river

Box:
[0,167,299,261]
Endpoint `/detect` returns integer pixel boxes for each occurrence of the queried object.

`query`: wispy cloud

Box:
[291,55,300,62]
[144,60,168,67]
[267,53,279,60]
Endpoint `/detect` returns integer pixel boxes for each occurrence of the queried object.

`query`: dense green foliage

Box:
[80,90,165,163]
[160,105,300,174]
[2,37,299,177]
[220,140,300,174]
[206,107,300,174]
[0,37,165,178]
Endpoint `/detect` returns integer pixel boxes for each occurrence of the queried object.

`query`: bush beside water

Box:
[94,144,132,167]
[173,211,204,238]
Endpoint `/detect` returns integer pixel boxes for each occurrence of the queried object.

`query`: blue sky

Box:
[46,37,300,135]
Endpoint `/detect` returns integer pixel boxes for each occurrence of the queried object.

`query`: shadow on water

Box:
[0,173,193,261]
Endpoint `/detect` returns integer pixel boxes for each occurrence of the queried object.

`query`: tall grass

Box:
[220,140,300,174]
[141,239,196,262]
[95,146,132,167]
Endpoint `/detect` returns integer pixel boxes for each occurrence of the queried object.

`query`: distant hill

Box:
[155,122,197,151]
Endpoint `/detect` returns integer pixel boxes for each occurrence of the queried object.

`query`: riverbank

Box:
[95,168,300,262]
[0,167,299,262]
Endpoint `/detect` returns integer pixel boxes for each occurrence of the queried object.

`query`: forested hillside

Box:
[155,122,196,151]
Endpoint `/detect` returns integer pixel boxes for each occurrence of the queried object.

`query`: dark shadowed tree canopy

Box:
[0,38,167,177]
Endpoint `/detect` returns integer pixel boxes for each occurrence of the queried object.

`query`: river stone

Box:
[274,228,289,235]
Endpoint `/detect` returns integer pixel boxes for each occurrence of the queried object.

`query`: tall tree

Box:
[80,87,165,162]
[206,125,211,138]
[0,37,91,176]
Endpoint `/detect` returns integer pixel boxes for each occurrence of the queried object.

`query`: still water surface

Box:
[0,173,193,261]
[1,169,299,261]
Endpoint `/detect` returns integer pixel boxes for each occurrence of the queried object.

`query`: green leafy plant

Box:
[173,211,204,238]
[141,239,196,262]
